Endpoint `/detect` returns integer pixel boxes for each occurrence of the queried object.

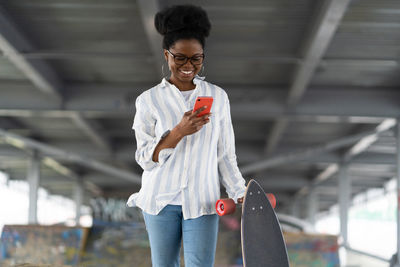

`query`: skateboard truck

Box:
[216,193,276,216]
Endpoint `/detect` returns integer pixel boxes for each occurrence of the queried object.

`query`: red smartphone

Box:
[193,96,213,117]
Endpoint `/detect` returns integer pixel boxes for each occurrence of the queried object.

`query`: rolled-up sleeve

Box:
[217,92,246,202]
[133,95,173,171]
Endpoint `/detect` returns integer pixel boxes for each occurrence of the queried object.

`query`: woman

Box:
[127,5,246,267]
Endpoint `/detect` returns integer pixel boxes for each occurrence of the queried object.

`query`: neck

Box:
[168,76,196,91]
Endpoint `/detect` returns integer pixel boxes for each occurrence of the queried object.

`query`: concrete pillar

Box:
[307,189,318,225]
[291,197,301,218]
[74,177,84,226]
[396,120,400,266]
[338,162,350,246]
[27,150,40,224]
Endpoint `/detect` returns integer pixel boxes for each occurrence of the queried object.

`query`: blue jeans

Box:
[142,205,219,267]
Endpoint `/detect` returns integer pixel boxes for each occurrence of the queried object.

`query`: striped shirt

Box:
[126,76,246,220]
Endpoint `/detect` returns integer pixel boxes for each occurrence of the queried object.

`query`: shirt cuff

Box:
[232,189,246,204]
[158,148,174,165]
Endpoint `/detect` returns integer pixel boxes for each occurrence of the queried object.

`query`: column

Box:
[396,120,400,266]
[338,162,350,247]
[27,150,40,224]
[291,197,301,218]
[74,177,84,226]
[307,189,318,225]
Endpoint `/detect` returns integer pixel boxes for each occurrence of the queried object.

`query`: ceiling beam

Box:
[0,84,399,119]
[0,7,63,99]
[4,51,397,68]
[264,118,289,155]
[0,7,112,154]
[288,0,352,105]
[40,155,103,196]
[265,0,352,155]
[240,125,394,175]
[2,142,396,167]
[70,113,113,153]
[295,119,396,198]
[0,128,142,184]
[257,176,310,190]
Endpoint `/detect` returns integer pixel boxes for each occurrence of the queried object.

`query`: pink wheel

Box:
[216,198,236,216]
[266,193,276,209]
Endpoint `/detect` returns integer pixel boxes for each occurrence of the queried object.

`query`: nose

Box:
[182,59,195,68]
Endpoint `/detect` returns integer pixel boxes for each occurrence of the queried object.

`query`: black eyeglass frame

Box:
[166,49,205,65]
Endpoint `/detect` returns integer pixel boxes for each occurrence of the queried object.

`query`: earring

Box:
[198,65,205,76]
[161,62,171,78]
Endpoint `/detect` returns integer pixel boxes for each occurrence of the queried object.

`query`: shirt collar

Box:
[161,75,205,88]
[160,77,168,88]
[193,75,205,85]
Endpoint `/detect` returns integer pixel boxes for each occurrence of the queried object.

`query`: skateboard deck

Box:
[241,179,289,267]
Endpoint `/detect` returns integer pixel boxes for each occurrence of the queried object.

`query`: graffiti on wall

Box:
[90,198,143,223]
[0,225,88,266]
[285,232,340,267]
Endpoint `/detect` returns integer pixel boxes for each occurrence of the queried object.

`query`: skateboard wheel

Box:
[266,193,276,209]
[216,198,236,216]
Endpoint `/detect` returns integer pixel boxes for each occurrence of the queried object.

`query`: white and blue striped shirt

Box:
[126,76,246,220]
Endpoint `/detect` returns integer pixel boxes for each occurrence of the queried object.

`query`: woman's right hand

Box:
[174,106,211,137]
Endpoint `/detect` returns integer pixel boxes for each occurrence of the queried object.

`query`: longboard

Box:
[216,179,290,267]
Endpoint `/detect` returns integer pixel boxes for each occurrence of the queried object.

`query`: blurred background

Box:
[0,0,399,266]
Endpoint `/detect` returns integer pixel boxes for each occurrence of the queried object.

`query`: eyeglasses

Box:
[167,50,204,65]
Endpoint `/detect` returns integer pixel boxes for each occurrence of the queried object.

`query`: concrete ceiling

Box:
[0,0,399,217]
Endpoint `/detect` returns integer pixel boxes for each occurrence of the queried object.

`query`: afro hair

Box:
[154,5,211,49]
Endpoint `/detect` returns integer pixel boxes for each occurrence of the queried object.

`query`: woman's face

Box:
[164,39,204,84]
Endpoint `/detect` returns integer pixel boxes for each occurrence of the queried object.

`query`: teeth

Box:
[181,70,193,74]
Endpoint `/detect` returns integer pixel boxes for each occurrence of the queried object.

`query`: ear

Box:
[163,49,168,62]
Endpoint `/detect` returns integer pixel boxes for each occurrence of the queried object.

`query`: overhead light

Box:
[42,157,73,177]
[4,136,26,149]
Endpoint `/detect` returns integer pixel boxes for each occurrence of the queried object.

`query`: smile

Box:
[179,70,194,75]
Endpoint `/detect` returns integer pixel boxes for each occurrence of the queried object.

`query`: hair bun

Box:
[154,5,211,37]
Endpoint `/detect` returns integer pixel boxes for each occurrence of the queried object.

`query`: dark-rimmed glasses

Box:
[167,50,204,65]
